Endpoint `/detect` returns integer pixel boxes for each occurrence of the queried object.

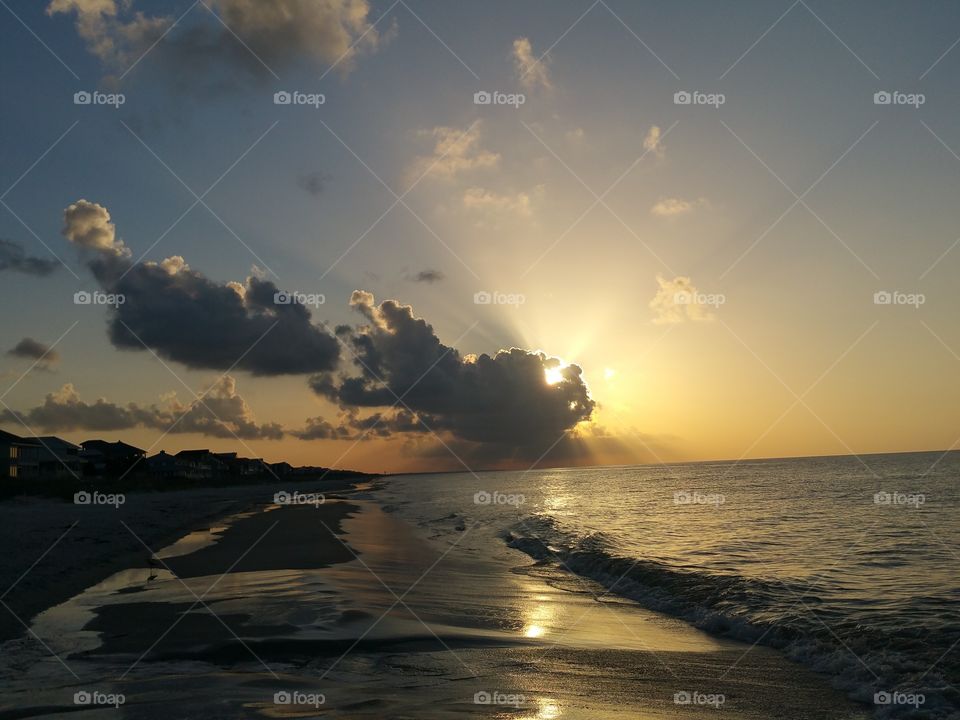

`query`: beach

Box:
[0,475,872,719]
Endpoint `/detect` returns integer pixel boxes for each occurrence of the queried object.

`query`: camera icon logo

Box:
[274,91,292,105]
[74,491,92,505]
[73,91,92,105]
[274,491,291,505]
[874,691,892,705]
[74,691,92,705]
[474,291,492,305]
[873,91,892,105]
[274,691,292,704]
[74,290,92,305]
[474,691,492,704]
[674,691,692,704]
[473,490,492,505]
[474,91,492,105]
[673,291,693,305]
[674,91,692,105]
[273,291,292,305]
[873,290,892,305]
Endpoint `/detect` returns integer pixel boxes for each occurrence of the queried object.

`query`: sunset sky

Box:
[2,0,960,472]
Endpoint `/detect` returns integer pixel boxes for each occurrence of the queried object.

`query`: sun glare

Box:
[544,366,565,385]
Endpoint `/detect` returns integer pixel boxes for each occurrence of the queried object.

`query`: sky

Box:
[2,0,960,473]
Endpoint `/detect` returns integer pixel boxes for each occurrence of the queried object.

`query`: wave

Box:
[502,514,960,719]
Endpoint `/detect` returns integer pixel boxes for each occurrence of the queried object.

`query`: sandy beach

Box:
[0,483,871,719]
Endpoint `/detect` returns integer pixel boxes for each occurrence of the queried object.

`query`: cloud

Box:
[49,0,386,83]
[651,197,704,217]
[62,200,129,257]
[409,125,500,183]
[61,200,341,376]
[47,0,171,68]
[297,171,329,197]
[0,239,59,276]
[643,125,665,158]
[405,269,445,284]
[0,376,283,439]
[307,291,596,461]
[7,338,60,369]
[513,37,550,91]
[462,186,540,217]
[649,275,717,324]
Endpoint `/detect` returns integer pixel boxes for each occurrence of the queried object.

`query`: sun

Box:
[544,366,565,385]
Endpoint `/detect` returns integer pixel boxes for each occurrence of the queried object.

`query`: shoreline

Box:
[0,476,367,645]
[1,480,872,719]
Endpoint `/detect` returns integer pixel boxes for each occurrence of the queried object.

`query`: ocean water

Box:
[377,451,960,718]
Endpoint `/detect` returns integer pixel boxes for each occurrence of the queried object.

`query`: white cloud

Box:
[62,199,129,257]
[462,186,541,217]
[649,275,717,324]
[643,125,665,158]
[409,124,500,183]
[651,197,705,217]
[513,37,551,91]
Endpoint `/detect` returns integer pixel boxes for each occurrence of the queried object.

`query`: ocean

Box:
[377,451,960,718]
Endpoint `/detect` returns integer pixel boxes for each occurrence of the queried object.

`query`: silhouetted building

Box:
[81,440,145,477]
[36,436,83,479]
[0,430,40,479]
[174,450,227,481]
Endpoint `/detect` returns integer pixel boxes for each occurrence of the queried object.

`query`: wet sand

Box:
[0,494,871,719]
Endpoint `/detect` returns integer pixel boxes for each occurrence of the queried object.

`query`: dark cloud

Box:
[0,239,59,276]
[307,291,596,461]
[7,338,60,367]
[297,171,329,197]
[406,269,445,283]
[61,200,340,376]
[0,376,283,440]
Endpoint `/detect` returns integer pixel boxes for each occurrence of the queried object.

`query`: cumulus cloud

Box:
[643,125,665,158]
[0,239,59,276]
[405,269,445,284]
[307,291,596,461]
[61,200,340,376]
[650,197,704,217]
[649,275,717,324]
[49,0,386,84]
[0,376,283,439]
[513,37,551,91]
[62,200,129,257]
[47,0,171,68]
[409,125,500,183]
[7,338,60,369]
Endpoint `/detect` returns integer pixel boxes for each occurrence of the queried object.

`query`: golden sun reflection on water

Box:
[521,594,556,640]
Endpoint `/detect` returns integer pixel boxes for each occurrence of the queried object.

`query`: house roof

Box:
[0,429,40,446]
[81,440,146,455]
